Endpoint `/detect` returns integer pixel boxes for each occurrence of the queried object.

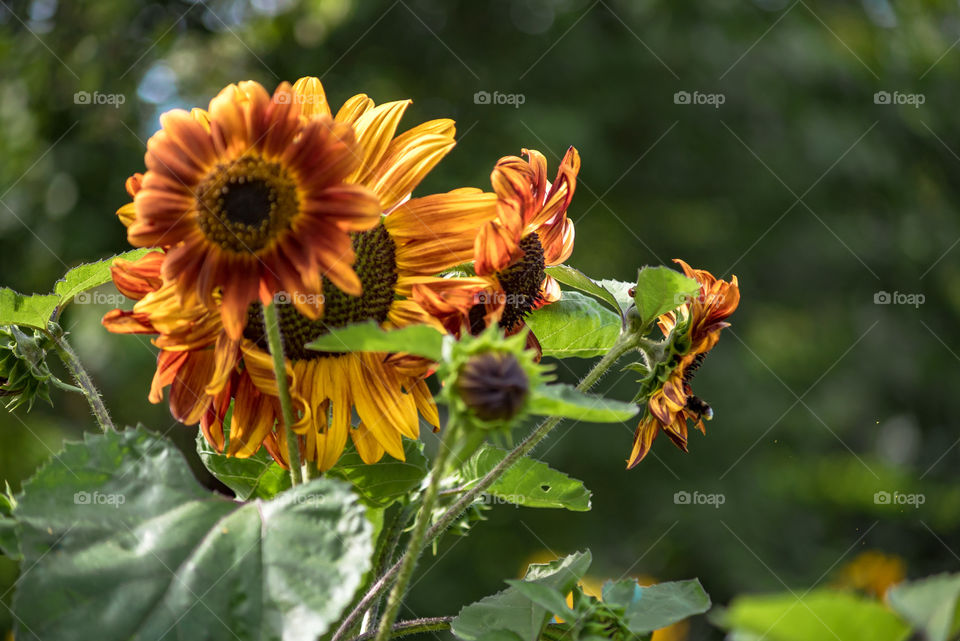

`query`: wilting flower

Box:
[413,147,580,352]
[105,78,494,470]
[627,259,740,468]
[124,80,382,339]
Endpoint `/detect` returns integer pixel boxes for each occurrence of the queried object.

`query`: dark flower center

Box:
[243,224,398,360]
[197,155,299,253]
[457,351,529,422]
[468,232,546,334]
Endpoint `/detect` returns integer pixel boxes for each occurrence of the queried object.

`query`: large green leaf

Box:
[459,444,591,511]
[53,248,154,307]
[719,590,911,641]
[306,321,444,361]
[526,291,621,359]
[196,429,291,501]
[327,439,429,507]
[452,550,592,641]
[888,573,960,641]
[546,265,624,318]
[603,578,711,634]
[528,383,638,423]
[0,249,154,329]
[632,266,699,331]
[13,427,374,641]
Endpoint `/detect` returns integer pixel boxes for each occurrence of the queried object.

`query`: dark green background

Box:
[2,0,959,638]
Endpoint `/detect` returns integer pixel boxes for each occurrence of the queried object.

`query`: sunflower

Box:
[106,79,495,470]
[411,147,580,351]
[125,80,382,339]
[627,260,740,469]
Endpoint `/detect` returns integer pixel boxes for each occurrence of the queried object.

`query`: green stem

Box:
[364,503,417,632]
[347,617,452,641]
[332,332,640,641]
[50,329,115,432]
[374,423,460,641]
[262,301,302,486]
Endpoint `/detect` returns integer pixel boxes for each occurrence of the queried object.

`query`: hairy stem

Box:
[262,302,302,486]
[50,330,115,432]
[364,503,417,632]
[374,424,459,641]
[348,617,452,641]
[332,333,640,641]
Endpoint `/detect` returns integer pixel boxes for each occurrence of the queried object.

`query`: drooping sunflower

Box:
[412,147,580,350]
[106,78,496,470]
[125,80,382,339]
[627,260,740,468]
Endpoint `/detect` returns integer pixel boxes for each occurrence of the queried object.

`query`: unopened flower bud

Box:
[457,351,529,422]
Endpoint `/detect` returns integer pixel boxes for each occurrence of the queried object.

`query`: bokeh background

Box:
[2,0,960,638]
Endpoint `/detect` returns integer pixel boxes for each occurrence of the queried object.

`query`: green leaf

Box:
[452,550,592,641]
[719,590,912,641]
[53,248,155,308]
[12,427,373,641]
[603,578,711,634]
[528,383,638,422]
[632,266,699,331]
[328,439,429,508]
[459,444,591,511]
[546,265,625,317]
[526,291,621,359]
[196,428,291,501]
[306,320,445,361]
[0,249,155,329]
[0,289,60,329]
[887,573,960,641]
[505,580,578,621]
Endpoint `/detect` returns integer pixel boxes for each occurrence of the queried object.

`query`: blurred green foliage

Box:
[2,0,960,637]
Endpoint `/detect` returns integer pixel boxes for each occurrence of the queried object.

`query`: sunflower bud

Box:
[0,326,54,411]
[456,351,529,422]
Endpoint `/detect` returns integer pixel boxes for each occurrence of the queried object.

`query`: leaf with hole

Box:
[458,444,591,511]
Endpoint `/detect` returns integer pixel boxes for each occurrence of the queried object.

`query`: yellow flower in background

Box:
[834,550,906,599]
[125,80,381,339]
[628,259,740,468]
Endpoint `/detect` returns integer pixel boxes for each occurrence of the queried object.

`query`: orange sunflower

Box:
[126,80,382,339]
[106,79,495,470]
[627,259,740,468]
[411,147,580,350]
